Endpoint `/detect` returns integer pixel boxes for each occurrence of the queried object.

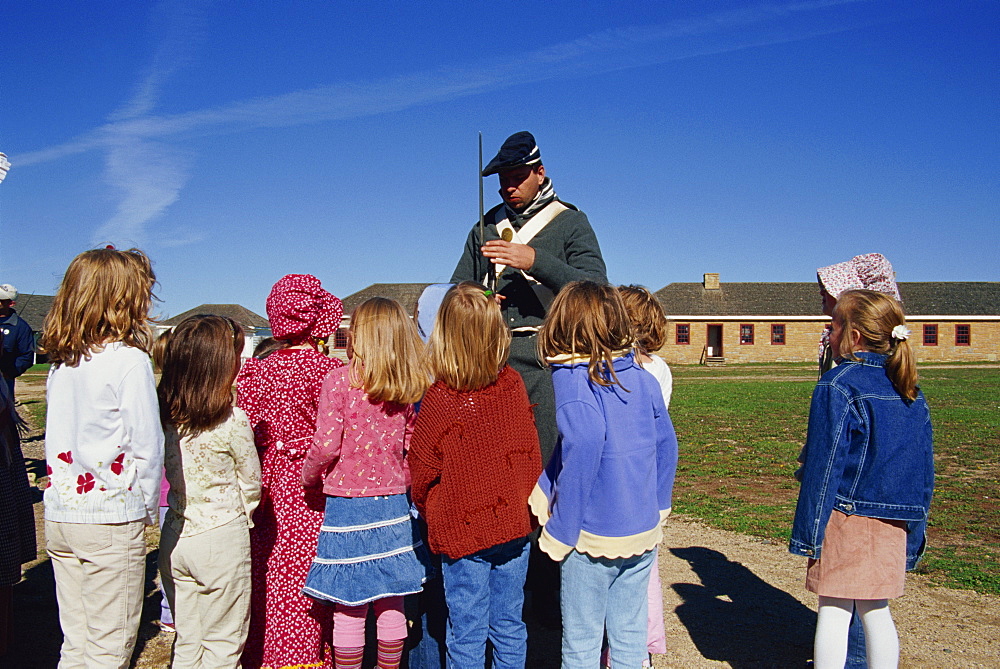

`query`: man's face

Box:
[498,164,545,211]
[0,300,12,315]
[820,288,836,317]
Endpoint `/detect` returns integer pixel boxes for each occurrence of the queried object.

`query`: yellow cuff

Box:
[539,528,574,561]
[528,484,551,526]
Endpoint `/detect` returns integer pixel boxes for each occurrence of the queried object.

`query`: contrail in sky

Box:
[14,0,881,244]
[88,0,209,245]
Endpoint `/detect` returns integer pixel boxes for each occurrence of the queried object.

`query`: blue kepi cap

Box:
[482,131,541,176]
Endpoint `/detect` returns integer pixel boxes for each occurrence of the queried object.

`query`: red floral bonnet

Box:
[265,274,343,343]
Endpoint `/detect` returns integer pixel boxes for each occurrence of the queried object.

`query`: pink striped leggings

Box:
[332,597,407,647]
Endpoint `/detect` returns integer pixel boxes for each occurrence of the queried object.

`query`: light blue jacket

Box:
[530,353,678,560]
[789,352,934,570]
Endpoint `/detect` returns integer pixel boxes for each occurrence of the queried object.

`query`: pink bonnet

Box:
[817,253,901,301]
[265,274,343,341]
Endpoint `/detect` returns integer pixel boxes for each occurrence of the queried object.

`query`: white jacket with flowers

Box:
[44,342,163,524]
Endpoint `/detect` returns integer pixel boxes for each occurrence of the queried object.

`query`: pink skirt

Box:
[805,510,907,600]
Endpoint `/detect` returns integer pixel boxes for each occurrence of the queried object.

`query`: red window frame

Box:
[740,324,754,345]
[955,324,971,346]
[922,324,938,346]
[333,328,349,349]
[675,323,691,345]
[770,324,786,345]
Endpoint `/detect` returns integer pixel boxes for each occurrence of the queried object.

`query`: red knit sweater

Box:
[409,365,542,560]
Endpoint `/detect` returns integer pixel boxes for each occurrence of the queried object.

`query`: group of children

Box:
[38,247,678,669]
[37,246,932,669]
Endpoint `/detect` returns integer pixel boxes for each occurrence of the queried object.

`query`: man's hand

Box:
[481,240,535,271]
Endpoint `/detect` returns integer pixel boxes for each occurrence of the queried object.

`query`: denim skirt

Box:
[302,494,430,606]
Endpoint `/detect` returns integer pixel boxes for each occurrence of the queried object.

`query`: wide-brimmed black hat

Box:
[482,131,542,176]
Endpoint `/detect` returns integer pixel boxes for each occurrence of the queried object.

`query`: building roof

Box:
[341,283,433,317]
[12,294,55,331]
[656,282,821,317]
[897,282,1000,316]
[655,281,1000,317]
[162,304,270,329]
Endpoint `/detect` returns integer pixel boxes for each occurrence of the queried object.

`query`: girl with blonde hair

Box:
[41,247,164,668]
[301,297,430,669]
[409,282,542,669]
[529,280,678,669]
[791,289,933,669]
[157,315,262,668]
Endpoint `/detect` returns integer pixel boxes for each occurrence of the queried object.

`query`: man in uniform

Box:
[451,131,607,466]
[0,285,34,402]
[451,132,607,631]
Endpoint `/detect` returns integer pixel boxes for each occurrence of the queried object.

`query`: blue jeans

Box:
[440,537,530,669]
[407,573,447,669]
[846,607,868,667]
[560,549,654,669]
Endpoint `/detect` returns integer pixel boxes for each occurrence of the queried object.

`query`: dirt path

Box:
[656,516,999,668]
[6,374,999,668]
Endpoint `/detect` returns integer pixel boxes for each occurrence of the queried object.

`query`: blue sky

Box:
[2,0,997,319]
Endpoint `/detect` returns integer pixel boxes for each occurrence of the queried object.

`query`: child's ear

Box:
[850,328,863,350]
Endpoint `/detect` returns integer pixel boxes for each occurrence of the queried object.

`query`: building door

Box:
[707,324,723,357]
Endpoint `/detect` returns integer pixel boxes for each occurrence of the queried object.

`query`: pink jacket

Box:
[302,365,415,497]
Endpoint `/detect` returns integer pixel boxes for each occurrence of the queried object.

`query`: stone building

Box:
[655,274,1000,364]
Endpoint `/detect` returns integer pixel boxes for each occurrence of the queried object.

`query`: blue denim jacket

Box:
[789,352,934,570]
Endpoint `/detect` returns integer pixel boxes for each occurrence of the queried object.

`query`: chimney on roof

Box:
[703,273,720,290]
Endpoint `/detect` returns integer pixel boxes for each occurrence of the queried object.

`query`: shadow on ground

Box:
[0,549,165,669]
[670,546,815,668]
[2,547,560,669]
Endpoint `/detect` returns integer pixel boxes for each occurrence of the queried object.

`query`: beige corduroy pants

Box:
[46,519,146,669]
[159,514,252,669]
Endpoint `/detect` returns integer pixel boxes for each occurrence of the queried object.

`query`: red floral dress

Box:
[237,348,343,669]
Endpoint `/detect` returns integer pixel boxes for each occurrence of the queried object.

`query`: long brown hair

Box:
[42,248,157,367]
[538,281,634,388]
[348,297,429,404]
[426,282,511,392]
[833,289,918,401]
[157,315,244,436]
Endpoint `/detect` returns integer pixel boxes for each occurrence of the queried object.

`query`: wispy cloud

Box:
[16,0,880,244]
[108,1,206,122]
[87,0,207,246]
[91,139,191,245]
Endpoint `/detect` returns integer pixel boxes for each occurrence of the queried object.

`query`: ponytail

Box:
[886,337,918,401]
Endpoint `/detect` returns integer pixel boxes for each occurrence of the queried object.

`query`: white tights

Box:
[814,596,899,669]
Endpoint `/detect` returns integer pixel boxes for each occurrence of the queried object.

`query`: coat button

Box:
[844,503,854,512]
[806,549,814,556]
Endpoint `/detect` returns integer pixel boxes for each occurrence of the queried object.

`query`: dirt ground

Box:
[655,517,999,668]
[6,374,999,668]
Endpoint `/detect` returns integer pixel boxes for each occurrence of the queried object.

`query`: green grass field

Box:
[669,363,1000,595]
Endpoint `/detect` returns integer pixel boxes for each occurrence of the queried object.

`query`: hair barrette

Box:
[891,324,910,341]
[483,290,494,298]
